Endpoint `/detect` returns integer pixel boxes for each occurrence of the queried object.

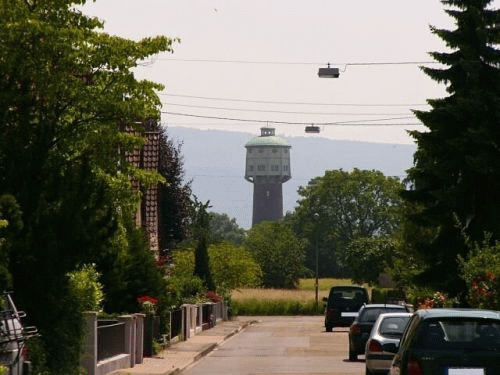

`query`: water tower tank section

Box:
[244,128,291,226]
[244,128,291,184]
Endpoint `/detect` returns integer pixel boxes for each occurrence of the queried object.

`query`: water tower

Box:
[245,127,291,226]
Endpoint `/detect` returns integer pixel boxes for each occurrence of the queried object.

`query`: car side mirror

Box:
[322,297,328,302]
[383,343,398,353]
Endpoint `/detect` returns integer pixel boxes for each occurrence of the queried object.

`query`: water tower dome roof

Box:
[245,127,290,147]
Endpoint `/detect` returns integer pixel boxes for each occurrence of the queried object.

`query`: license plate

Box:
[447,369,484,375]
[341,312,358,318]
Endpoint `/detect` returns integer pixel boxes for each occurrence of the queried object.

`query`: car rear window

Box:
[327,287,368,310]
[414,318,500,350]
[379,316,411,338]
[359,307,407,323]
[329,287,367,299]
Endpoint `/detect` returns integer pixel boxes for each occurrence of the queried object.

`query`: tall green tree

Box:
[0,1,175,372]
[158,128,192,257]
[291,169,404,278]
[341,236,400,286]
[244,220,306,289]
[402,0,500,295]
[190,198,215,291]
[209,212,247,245]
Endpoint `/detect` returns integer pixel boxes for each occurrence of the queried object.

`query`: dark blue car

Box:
[389,308,500,375]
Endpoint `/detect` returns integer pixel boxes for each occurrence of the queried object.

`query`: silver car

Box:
[365,312,412,375]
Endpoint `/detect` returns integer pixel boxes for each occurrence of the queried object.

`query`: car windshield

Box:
[414,318,500,351]
[329,288,366,299]
[379,316,411,338]
[359,307,406,323]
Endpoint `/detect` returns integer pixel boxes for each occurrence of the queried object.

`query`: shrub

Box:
[208,242,262,298]
[231,298,323,316]
[459,236,500,309]
[68,264,104,312]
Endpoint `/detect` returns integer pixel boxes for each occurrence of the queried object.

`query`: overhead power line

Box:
[162,111,420,126]
[161,102,412,116]
[160,93,429,107]
[155,57,439,66]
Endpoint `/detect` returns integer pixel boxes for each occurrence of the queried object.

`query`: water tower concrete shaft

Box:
[245,127,291,226]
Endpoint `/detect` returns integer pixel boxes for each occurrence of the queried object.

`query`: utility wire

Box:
[162,102,412,116]
[186,174,408,181]
[155,58,438,66]
[162,111,420,126]
[160,93,428,107]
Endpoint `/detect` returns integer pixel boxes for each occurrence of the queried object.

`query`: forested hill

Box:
[165,127,417,229]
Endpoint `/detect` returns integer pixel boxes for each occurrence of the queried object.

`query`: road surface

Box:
[180,316,366,375]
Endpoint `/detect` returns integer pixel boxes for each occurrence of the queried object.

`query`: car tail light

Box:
[367,339,383,352]
[350,324,362,336]
[407,357,422,375]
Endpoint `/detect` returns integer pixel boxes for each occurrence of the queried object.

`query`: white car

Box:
[365,312,412,375]
[0,293,37,375]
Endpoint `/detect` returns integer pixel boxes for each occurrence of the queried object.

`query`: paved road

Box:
[180,316,365,375]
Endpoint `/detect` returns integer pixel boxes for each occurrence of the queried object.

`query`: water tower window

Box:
[257,165,266,171]
[283,165,289,171]
[271,165,280,171]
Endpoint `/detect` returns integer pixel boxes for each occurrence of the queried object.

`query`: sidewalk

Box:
[109,317,256,375]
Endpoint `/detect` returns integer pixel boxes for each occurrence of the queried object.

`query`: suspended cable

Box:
[162,111,420,126]
[161,102,412,116]
[159,93,428,107]
[155,57,439,66]
[186,174,408,181]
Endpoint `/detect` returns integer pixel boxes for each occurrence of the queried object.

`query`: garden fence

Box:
[82,301,228,375]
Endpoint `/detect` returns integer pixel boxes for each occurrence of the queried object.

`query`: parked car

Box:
[349,303,411,361]
[0,293,37,375]
[388,308,500,375]
[365,312,412,375]
[323,285,369,331]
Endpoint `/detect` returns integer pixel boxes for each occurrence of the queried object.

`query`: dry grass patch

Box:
[231,288,329,302]
[231,278,356,302]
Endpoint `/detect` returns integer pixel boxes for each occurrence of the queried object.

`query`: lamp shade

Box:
[318,67,340,78]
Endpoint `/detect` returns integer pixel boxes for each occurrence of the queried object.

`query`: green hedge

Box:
[371,288,406,304]
[232,298,324,316]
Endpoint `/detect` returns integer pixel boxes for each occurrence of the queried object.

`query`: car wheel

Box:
[325,324,333,332]
[349,346,357,361]
[365,367,373,375]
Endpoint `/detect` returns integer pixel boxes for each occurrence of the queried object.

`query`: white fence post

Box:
[134,313,145,364]
[118,315,135,367]
[81,312,97,375]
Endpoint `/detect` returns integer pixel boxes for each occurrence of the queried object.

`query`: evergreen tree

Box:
[403,0,500,294]
[157,128,192,258]
[191,198,215,291]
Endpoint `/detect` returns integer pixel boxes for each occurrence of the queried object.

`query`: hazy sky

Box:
[82,0,500,145]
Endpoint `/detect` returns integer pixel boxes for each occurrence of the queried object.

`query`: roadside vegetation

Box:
[2,0,500,373]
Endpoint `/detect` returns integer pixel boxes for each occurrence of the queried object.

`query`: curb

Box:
[120,319,257,375]
[171,319,257,374]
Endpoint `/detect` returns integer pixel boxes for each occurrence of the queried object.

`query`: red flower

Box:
[137,295,158,305]
[206,291,222,302]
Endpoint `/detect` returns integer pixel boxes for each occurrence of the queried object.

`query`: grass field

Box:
[231,278,355,302]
